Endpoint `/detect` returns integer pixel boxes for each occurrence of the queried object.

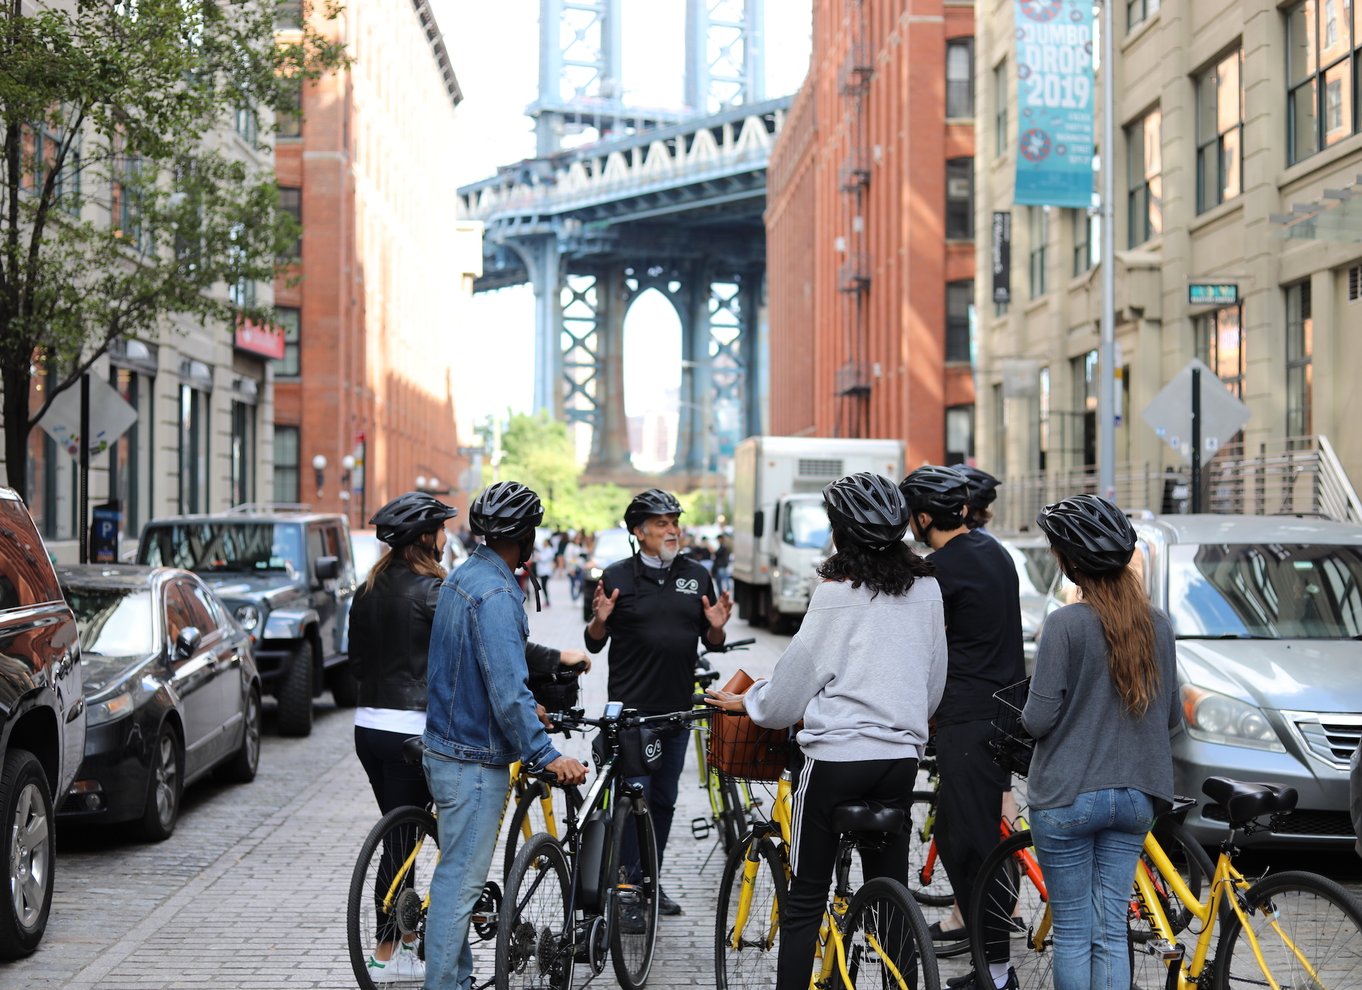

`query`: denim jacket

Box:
[423,545,561,771]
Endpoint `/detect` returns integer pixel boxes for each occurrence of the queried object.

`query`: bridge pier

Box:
[585,268,632,474]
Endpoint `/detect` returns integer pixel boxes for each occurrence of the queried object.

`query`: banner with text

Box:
[1013,0,1094,208]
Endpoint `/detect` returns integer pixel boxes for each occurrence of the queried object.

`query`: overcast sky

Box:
[430,0,811,439]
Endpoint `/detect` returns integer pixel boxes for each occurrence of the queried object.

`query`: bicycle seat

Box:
[832,801,906,836]
[1201,776,1298,825]
[402,735,427,766]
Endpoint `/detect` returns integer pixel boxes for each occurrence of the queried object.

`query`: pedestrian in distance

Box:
[535,537,556,607]
[713,531,732,594]
[584,487,733,917]
[1020,494,1182,990]
[421,481,588,990]
[901,465,1025,990]
[706,472,948,990]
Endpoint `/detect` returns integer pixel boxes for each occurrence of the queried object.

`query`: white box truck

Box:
[730,436,904,633]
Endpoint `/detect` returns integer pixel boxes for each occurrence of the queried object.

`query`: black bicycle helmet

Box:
[370,491,458,548]
[468,481,544,540]
[899,466,970,515]
[956,465,1001,509]
[1036,494,1136,575]
[822,472,910,551]
[623,488,684,531]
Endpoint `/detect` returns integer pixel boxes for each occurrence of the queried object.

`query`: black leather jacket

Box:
[349,563,568,712]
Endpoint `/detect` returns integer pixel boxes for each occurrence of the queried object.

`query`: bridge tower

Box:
[511,0,767,483]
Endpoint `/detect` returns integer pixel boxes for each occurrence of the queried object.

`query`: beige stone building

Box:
[974,0,1362,528]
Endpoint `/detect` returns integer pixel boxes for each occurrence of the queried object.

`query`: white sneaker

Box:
[367,943,424,983]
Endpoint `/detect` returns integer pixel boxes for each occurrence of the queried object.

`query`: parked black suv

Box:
[0,487,85,959]
[136,507,357,736]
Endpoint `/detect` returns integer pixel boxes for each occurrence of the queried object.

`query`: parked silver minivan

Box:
[1042,513,1362,848]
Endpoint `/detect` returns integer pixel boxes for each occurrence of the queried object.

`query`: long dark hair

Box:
[364,537,446,594]
[1057,553,1158,717]
[817,528,934,598]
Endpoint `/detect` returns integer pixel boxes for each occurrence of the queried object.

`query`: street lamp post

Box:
[1098,0,1117,501]
[312,454,327,501]
[340,455,355,517]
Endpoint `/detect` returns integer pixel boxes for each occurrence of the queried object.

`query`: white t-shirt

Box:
[535,544,556,576]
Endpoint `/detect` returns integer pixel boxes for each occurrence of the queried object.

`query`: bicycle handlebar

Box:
[546,705,714,732]
[700,637,755,654]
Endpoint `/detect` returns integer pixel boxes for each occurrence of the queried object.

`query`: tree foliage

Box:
[0,0,348,496]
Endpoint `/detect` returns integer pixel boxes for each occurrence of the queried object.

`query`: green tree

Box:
[0,0,347,497]
[490,411,580,524]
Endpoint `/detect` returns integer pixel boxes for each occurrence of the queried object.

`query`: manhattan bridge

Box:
[458,0,788,486]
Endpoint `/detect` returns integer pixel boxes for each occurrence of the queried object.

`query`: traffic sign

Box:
[1141,359,1250,464]
[1188,283,1239,306]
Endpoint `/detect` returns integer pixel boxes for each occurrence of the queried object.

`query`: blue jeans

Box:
[421,752,510,990]
[1029,787,1155,990]
[622,726,689,875]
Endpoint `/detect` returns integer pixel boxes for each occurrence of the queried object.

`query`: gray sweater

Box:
[1021,603,1184,811]
[744,578,948,762]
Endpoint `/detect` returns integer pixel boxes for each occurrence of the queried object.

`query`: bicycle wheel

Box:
[503,779,582,881]
[717,775,747,854]
[496,833,575,990]
[837,876,941,990]
[347,805,439,990]
[715,832,787,989]
[907,789,953,907]
[1212,870,1362,990]
[967,829,1050,990]
[606,794,660,990]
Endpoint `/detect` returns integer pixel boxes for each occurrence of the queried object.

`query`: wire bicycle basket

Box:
[708,714,791,783]
[987,678,1034,778]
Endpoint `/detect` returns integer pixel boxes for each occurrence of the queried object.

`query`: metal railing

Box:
[994,435,1362,532]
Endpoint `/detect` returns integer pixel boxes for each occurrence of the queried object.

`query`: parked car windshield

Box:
[783,501,830,549]
[66,588,156,657]
[1168,542,1362,639]
[140,522,303,576]
[591,529,633,564]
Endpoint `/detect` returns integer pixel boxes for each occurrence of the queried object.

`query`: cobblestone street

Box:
[7,574,1361,988]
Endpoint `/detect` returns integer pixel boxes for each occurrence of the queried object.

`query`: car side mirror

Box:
[314,555,340,582]
[174,626,202,661]
[753,510,764,539]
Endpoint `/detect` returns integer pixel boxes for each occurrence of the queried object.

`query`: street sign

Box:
[1141,359,1250,464]
[1188,282,1239,306]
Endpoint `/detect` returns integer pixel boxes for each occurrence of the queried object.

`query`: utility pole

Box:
[1098,0,1117,501]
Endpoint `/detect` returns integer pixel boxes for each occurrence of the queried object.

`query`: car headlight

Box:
[88,692,134,727]
[234,604,261,632]
[1181,685,1284,752]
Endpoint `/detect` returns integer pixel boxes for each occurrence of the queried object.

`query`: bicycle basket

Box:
[595,724,663,778]
[987,678,1034,778]
[708,713,790,782]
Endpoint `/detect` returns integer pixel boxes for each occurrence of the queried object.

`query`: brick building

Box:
[273,0,481,523]
[766,0,978,466]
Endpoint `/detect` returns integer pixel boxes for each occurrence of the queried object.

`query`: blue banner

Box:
[1013,0,1095,208]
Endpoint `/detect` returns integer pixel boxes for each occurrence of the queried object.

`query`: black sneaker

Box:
[929,921,969,942]
[658,887,683,916]
[946,967,1019,990]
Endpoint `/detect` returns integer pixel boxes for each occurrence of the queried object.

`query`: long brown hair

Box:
[1061,556,1158,717]
[364,536,446,593]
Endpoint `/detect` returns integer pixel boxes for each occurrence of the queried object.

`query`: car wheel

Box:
[219,686,262,784]
[137,725,184,842]
[326,661,360,708]
[0,749,54,959]
[276,642,315,737]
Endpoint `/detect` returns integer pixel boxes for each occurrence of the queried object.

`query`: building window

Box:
[945,404,975,466]
[1127,107,1162,247]
[274,306,301,378]
[276,77,303,138]
[108,365,154,540]
[178,384,209,514]
[1287,0,1360,164]
[1286,281,1313,437]
[275,0,303,28]
[946,280,973,363]
[994,60,1009,155]
[231,401,256,508]
[1195,305,1246,399]
[273,425,300,504]
[992,382,1005,471]
[1038,365,1051,470]
[946,38,974,118]
[1071,207,1098,276]
[1128,0,1160,32]
[1072,350,1098,467]
[1028,206,1049,299]
[229,276,257,310]
[234,105,258,145]
[946,158,973,240]
[1197,49,1244,212]
[278,186,301,259]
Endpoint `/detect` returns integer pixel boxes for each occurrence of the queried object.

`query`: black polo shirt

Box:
[584,554,716,714]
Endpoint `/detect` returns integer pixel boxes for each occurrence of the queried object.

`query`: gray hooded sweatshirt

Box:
[744,577,948,762]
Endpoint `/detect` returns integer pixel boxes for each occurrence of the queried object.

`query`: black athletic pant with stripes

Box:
[776,751,919,990]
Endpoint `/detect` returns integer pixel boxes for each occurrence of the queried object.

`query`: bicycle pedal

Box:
[691,817,712,839]
[1143,938,1184,960]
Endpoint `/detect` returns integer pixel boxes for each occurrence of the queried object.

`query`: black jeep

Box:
[136,508,357,736]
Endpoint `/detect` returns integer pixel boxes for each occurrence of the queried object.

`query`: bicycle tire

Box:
[837,876,941,990]
[967,829,1050,990]
[496,832,575,990]
[1125,817,1215,989]
[606,794,660,990]
[907,789,954,907]
[503,779,582,882]
[714,832,787,989]
[347,805,439,990]
[1211,870,1362,990]
[717,776,746,855]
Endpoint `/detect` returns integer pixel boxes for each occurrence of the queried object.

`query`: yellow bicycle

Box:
[715,769,941,989]
[966,776,1362,990]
